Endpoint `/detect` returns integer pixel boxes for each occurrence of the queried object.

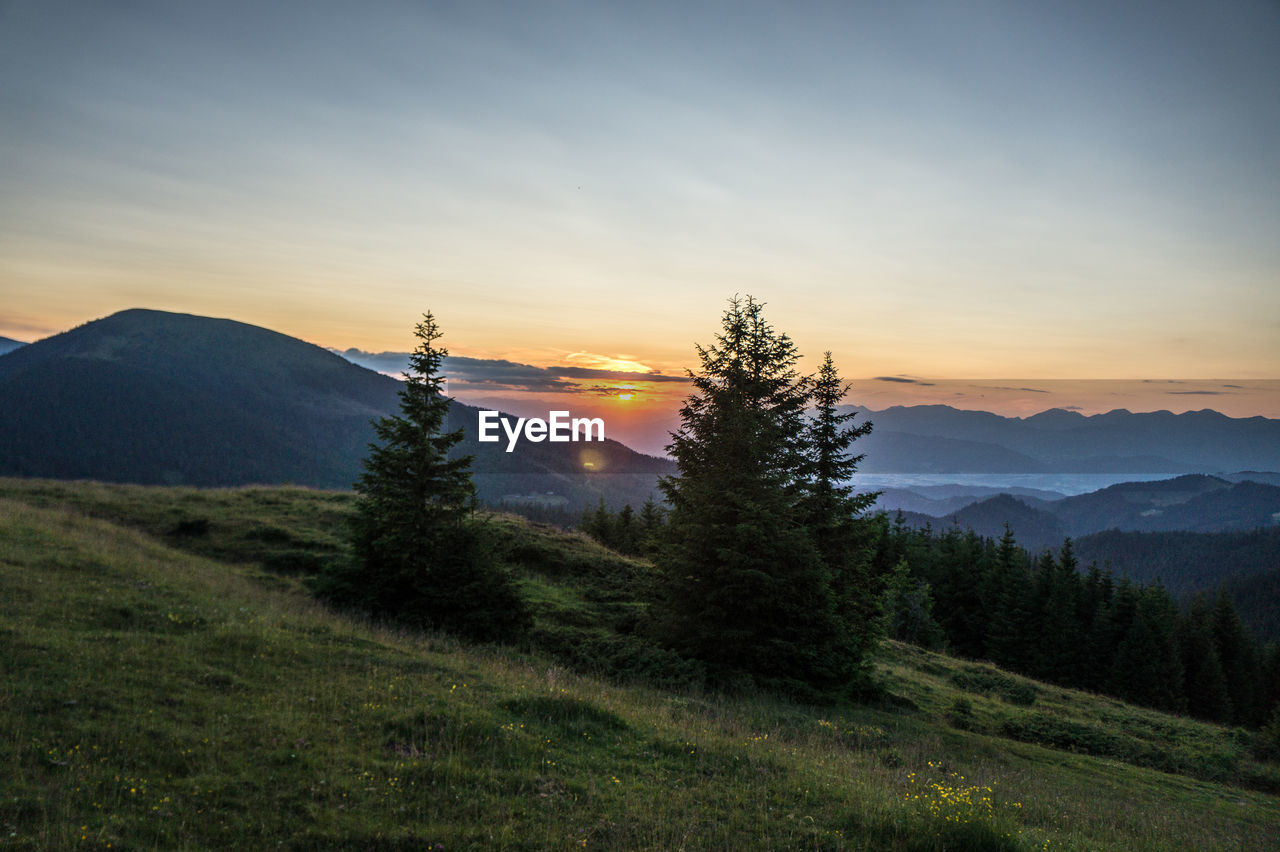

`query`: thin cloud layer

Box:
[874,376,936,386]
[335,348,689,395]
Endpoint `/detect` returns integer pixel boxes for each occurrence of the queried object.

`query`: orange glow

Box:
[564,351,655,373]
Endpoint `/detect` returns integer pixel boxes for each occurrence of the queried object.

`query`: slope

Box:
[1,479,1278,850]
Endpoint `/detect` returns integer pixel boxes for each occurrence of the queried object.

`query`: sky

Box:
[2,0,1279,452]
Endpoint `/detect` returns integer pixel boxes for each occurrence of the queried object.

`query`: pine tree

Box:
[1109,585,1185,713]
[1211,592,1262,726]
[1179,596,1233,723]
[881,559,946,649]
[1077,562,1115,691]
[931,527,989,660]
[800,351,881,688]
[982,525,1032,671]
[637,496,665,546]
[580,498,615,547]
[650,296,856,698]
[615,503,637,554]
[319,313,529,642]
[1041,540,1085,686]
[800,352,876,524]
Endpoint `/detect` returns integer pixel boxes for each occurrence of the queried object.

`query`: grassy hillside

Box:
[2,480,1278,850]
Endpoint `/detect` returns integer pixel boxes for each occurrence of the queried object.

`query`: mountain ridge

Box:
[0,309,672,508]
[898,474,1280,550]
[843,402,1280,473]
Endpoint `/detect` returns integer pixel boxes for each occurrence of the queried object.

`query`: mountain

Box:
[898,474,1280,551]
[844,404,1280,473]
[0,336,25,356]
[0,309,673,507]
[940,493,1065,546]
[1051,475,1280,536]
[858,430,1050,473]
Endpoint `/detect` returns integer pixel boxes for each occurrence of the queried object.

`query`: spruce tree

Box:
[637,496,665,551]
[320,313,529,642]
[1211,592,1262,726]
[651,296,856,698]
[881,559,946,649]
[1109,586,1185,712]
[1179,596,1233,723]
[800,351,881,688]
[983,525,1032,671]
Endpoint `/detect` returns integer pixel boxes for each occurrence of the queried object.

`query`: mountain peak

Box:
[1023,408,1087,429]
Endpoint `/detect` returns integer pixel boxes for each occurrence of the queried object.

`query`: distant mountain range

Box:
[892,474,1280,552]
[0,336,26,356]
[843,403,1280,473]
[0,310,671,509]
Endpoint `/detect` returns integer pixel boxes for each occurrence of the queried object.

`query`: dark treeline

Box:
[577,497,666,556]
[869,518,1280,728]
[580,502,1280,730]
[1075,528,1280,644]
[488,500,582,529]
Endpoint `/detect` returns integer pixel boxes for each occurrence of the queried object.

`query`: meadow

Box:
[1,479,1276,850]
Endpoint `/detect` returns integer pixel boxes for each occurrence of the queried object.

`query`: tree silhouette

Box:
[651,296,874,698]
[319,313,528,641]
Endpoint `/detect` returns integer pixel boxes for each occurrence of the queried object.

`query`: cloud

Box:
[873,376,935,386]
[550,365,687,383]
[972,384,1050,394]
[335,348,412,375]
[1166,390,1227,396]
[0,314,57,336]
[335,349,689,394]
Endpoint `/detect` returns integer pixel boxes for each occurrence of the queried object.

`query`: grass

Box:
[0,478,1277,850]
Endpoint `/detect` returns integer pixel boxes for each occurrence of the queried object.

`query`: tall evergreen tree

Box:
[1179,596,1233,723]
[1109,585,1185,713]
[800,351,881,686]
[881,558,946,649]
[982,525,1033,672]
[800,352,876,523]
[651,296,858,698]
[319,313,529,642]
[1211,592,1262,725]
[931,527,989,660]
[1077,562,1115,691]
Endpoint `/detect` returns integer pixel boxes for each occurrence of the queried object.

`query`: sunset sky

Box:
[3,0,1278,452]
